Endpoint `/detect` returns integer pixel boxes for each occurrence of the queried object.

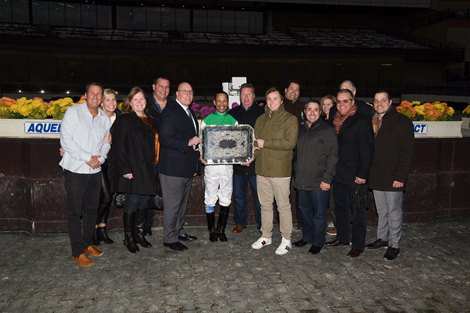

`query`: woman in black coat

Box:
[112,87,158,253]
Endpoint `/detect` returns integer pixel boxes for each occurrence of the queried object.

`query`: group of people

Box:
[59,78,414,268]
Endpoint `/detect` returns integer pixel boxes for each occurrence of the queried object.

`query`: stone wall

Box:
[0,137,469,234]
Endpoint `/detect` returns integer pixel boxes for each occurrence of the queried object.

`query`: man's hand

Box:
[188,136,201,147]
[256,139,264,149]
[123,173,133,180]
[320,182,331,191]
[59,147,65,157]
[241,160,253,167]
[104,132,112,144]
[87,155,101,169]
[392,180,404,188]
[355,177,366,184]
[200,157,207,165]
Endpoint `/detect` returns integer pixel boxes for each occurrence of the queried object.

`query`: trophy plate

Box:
[200,124,255,165]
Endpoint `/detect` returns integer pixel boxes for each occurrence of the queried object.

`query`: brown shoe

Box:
[232,225,244,233]
[72,253,95,267]
[347,248,363,258]
[86,245,104,257]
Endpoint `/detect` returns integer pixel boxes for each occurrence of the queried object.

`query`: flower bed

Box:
[397,100,462,138]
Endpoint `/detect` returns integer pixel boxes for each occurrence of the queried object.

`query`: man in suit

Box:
[143,76,171,236]
[158,82,200,251]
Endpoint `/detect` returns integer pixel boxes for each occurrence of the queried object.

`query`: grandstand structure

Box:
[0,0,468,100]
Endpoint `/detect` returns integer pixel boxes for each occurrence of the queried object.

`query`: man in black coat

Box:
[143,76,171,236]
[327,80,374,122]
[366,91,414,260]
[158,82,200,251]
[228,83,264,233]
[326,89,374,258]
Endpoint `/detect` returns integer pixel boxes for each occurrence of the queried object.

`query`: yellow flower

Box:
[463,105,470,117]
[398,100,455,121]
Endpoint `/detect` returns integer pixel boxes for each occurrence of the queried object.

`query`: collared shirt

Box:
[59,102,111,174]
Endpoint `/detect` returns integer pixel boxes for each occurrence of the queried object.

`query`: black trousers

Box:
[64,170,101,257]
[333,182,367,250]
[97,164,112,224]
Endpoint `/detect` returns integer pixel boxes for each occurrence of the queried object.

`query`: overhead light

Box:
[381,63,393,66]
[18,89,22,93]
[40,90,45,94]
[66,90,70,94]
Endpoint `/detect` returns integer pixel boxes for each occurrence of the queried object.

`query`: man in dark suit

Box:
[143,76,171,236]
[158,82,200,251]
[326,89,374,258]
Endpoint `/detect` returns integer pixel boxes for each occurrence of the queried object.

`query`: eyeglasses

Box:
[337,99,352,105]
[178,90,194,95]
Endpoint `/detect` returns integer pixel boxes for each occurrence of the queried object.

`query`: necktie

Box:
[186,108,197,132]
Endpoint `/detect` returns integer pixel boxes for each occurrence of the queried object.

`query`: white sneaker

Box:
[251,237,272,250]
[275,238,292,255]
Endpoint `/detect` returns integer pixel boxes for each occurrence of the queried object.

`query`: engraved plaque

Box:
[200,124,255,165]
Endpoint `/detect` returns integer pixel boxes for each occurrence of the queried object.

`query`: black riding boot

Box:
[97,201,114,244]
[97,226,114,244]
[135,209,152,248]
[123,212,139,253]
[216,206,229,242]
[93,227,100,245]
[206,212,218,242]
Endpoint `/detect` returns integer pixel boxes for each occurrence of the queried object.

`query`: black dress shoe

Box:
[164,241,187,251]
[384,247,400,260]
[326,239,349,247]
[293,239,308,247]
[178,233,198,241]
[309,245,322,254]
[347,248,363,257]
[366,239,388,249]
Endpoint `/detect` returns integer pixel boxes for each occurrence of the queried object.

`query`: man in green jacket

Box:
[251,87,298,255]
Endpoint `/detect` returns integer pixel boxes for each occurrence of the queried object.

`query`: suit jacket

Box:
[157,100,200,178]
[146,96,171,129]
[111,112,157,195]
[334,113,374,185]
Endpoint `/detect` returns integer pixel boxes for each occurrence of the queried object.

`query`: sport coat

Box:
[157,100,199,178]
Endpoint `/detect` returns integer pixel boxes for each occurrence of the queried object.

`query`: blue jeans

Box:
[297,189,329,247]
[232,174,261,228]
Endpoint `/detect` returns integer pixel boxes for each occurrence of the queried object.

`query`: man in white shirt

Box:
[60,82,111,267]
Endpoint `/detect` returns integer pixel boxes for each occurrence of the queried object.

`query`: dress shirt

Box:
[59,102,111,174]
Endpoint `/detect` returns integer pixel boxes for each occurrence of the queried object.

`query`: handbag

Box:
[148,194,163,211]
[114,193,126,209]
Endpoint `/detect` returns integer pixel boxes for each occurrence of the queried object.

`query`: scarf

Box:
[333,105,357,134]
[372,112,382,136]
